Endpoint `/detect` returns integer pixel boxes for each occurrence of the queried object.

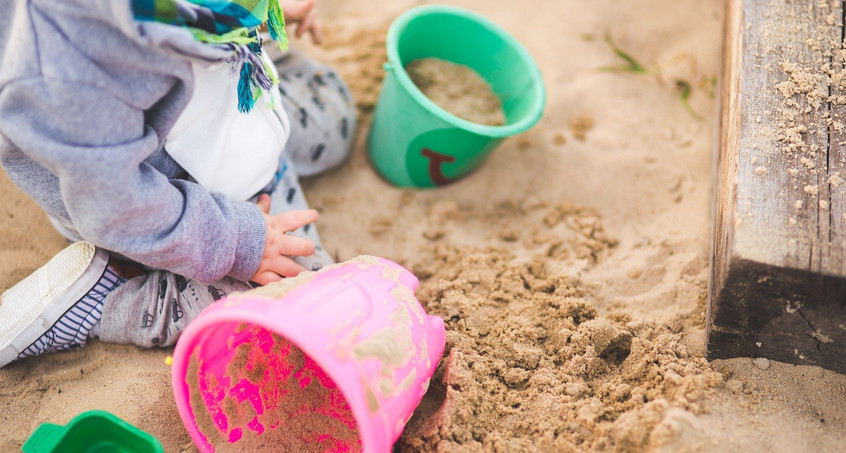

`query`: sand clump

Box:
[569,115,595,141]
[760,2,846,185]
[398,249,723,452]
[406,57,506,126]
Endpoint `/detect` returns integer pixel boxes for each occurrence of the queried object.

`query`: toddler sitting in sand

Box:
[0,0,355,367]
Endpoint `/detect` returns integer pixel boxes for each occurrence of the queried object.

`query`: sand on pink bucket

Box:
[187,323,362,452]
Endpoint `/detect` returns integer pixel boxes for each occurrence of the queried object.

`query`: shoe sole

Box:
[0,242,108,367]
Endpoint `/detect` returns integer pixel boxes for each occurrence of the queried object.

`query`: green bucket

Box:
[22,410,164,453]
[367,5,546,188]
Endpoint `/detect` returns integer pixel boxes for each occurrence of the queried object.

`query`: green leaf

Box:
[675,79,702,120]
[602,32,648,74]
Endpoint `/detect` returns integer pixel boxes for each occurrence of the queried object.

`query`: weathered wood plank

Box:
[709,0,846,372]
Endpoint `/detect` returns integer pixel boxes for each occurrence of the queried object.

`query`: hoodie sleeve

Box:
[0,76,265,283]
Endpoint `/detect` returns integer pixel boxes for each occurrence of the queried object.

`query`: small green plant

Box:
[599,32,648,74]
[675,79,702,120]
[700,74,717,99]
[599,32,705,120]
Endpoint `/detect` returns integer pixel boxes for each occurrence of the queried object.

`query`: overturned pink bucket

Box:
[171,256,446,452]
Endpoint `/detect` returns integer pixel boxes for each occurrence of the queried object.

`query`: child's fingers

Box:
[252,255,307,284]
[296,9,317,39]
[267,255,307,278]
[252,270,283,286]
[272,209,319,232]
[296,10,322,44]
[279,234,316,257]
[310,15,323,45]
[281,0,314,21]
[256,193,271,214]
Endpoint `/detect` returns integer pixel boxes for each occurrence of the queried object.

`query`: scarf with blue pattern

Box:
[132,0,289,113]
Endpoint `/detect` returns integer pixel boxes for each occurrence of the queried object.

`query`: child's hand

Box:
[280,0,323,45]
[251,194,319,285]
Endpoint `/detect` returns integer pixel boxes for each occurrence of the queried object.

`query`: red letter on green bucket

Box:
[421,148,456,186]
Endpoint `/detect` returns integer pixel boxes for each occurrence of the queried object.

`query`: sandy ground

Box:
[2,0,846,451]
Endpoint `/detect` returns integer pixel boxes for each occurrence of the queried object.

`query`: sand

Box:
[2,0,846,452]
[406,58,506,126]
[187,324,360,452]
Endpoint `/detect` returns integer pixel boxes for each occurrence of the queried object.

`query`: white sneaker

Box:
[0,241,120,367]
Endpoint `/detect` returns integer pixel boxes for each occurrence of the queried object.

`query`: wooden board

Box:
[709,0,846,372]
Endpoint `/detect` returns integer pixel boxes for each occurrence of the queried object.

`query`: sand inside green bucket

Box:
[405,57,506,126]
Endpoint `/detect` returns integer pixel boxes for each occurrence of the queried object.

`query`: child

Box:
[0,0,356,367]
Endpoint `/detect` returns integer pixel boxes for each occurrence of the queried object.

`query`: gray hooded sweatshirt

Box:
[0,0,267,283]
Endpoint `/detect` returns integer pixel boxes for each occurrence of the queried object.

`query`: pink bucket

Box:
[170,256,446,452]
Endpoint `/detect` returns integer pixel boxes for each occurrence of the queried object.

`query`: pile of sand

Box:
[2,1,846,452]
[400,248,722,451]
